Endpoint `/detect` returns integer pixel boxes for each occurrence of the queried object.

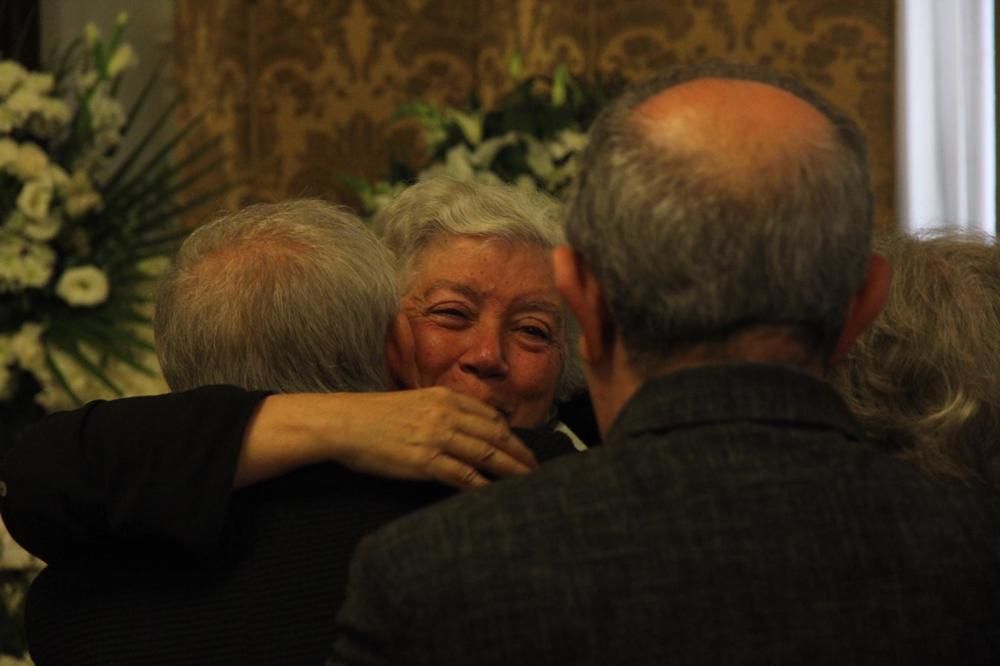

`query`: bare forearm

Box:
[234,388,538,490]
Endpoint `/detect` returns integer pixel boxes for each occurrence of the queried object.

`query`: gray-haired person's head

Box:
[155,199,398,393]
[372,177,584,400]
[832,231,1000,485]
[567,61,874,373]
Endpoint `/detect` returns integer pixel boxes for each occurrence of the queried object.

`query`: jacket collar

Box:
[606,362,864,445]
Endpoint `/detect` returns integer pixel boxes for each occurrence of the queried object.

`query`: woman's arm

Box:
[0,385,535,563]
[0,385,263,563]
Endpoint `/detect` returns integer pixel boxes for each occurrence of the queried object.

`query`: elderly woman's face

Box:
[400,236,564,428]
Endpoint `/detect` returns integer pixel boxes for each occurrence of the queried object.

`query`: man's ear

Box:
[830,253,891,364]
[553,245,613,365]
[386,312,418,389]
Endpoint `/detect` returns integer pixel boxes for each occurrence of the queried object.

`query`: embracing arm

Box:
[0,386,535,563]
[0,385,264,563]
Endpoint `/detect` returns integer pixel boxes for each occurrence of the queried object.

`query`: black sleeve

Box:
[0,385,270,563]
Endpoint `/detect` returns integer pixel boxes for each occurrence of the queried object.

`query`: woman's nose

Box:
[458,327,508,379]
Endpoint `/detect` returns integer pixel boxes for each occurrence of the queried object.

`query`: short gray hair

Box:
[155,199,397,393]
[832,231,1000,485]
[567,62,874,371]
[372,178,584,399]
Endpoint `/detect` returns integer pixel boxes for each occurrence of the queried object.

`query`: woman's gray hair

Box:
[831,231,1000,485]
[155,199,398,394]
[372,178,584,399]
[567,62,874,372]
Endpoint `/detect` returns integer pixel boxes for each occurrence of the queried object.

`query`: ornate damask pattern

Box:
[174,0,895,226]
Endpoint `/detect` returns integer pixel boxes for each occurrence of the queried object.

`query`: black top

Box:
[1,385,580,665]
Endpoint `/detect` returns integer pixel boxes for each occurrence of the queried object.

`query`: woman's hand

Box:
[236,388,537,490]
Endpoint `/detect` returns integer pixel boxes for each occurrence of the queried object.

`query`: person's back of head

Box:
[154,199,397,393]
[565,62,875,376]
[832,231,1000,485]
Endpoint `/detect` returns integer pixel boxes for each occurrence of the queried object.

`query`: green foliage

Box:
[348,57,623,215]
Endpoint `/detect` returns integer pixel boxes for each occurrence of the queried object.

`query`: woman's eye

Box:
[517,325,552,342]
[430,308,471,321]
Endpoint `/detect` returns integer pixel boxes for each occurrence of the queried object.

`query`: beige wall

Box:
[174,0,896,227]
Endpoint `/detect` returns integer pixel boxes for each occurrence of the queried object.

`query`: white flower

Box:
[107,44,137,78]
[0,234,56,292]
[523,135,554,180]
[45,164,70,191]
[16,178,54,220]
[12,142,49,180]
[65,191,103,219]
[0,60,27,98]
[76,70,99,92]
[3,87,44,123]
[56,265,110,307]
[89,88,126,134]
[27,97,72,137]
[10,322,46,371]
[21,72,54,95]
[20,243,56,289]
[0,334,12,364]
[514,174,537,192]
[84,22,101,46]
[438,145,476,181]
[548,129,588,161]
[0,138,16,171]
[470,132,518,168]
[62,169,103,218]
[22,214,62,242]
[447,109,483,146]
[136,256,171,277]
[0,107,15,133]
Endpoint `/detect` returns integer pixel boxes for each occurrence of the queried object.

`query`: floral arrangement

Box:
[0,15,222,660]
[349,58,623,214]
[0,15,222,434]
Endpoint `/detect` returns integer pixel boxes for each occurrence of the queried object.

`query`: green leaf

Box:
[119,59,168,138]
[41,345,82,405]
[101,96,184,194]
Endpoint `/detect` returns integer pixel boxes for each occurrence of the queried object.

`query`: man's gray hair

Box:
[567,62,874,370]
[372,178,584,399]
[832,231,1000,485]
[155,199,397,393]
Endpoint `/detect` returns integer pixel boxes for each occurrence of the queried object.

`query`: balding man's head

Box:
[566,62,873,373]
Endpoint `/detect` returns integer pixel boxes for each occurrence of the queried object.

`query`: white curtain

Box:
[897,0,995,234]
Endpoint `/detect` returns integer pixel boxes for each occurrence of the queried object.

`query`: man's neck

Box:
[590,327,828,438]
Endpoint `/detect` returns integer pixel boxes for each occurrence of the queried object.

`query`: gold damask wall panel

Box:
[174,0,895,226]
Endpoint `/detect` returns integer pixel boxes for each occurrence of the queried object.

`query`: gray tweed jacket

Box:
[331,363,1000,666]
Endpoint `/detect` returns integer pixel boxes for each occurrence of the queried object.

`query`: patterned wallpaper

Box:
[173,0,895,226]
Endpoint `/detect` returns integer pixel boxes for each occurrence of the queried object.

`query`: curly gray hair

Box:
[831,231,1000,485]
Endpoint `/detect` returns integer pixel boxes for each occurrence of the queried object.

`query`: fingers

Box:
[423,452,490,491]
[442,430,535,480]
[438,391,539,470]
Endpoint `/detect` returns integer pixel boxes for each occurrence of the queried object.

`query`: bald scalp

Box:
[629,78,837,192]
[565,62,875,372]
